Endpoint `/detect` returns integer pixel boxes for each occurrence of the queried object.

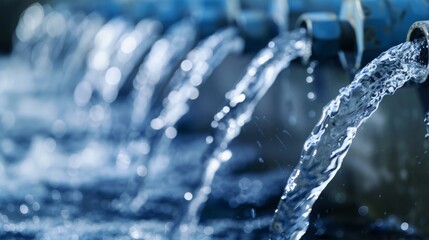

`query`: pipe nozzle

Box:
[407,21,429,74]
[296,12,355,63]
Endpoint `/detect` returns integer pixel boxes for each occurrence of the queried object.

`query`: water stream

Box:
[269,39,428,240]
[177,29,311,238]
[127,27,244,215]
[113,20,197,213]
[130,19,197,133]
[3,3,429,239]
[144,27,244,176]
[424,112,429,140]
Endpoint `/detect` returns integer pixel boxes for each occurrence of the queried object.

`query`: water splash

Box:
[177,29,311,238]
[99,19,162,104]
[424,112,429,140]
[130,20,197,132]
[13,3,48,63]
[126,27,243,215]
[270,40,428,240]
[113,20,197,213]
[61,13,105,92]
[145,27,244,165]
[72,18,131,132]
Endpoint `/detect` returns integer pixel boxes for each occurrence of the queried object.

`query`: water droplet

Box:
[400,222,409,231]
[32,202,40,211]
[89,51,109,70]
[219,150,232,162]
[184,192,193,201]
[136,165,148,177]
[358,206,368,216]
[307,92,316,101]
[105,67,122,85]
[51,190,61,201]
[180,59,193,72]
[205,136,213,144]
[150,118,164,130]
[165,127,177,139]
[19,204,29,215]
[121,36,137,54]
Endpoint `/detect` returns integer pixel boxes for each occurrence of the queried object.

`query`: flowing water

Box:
[74,19,161,134]
[424,112,429,140]
[126,27,244,214]
[269,40,428,240]
[143,27,244,177]
[72,17,131,121]
[130,19,197,133]
[4,4,429,240]
[112,20,198,213]
[177,29,311,238]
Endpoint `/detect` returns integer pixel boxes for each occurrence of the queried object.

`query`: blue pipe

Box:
[287,0,342,28]
[339,0,429,71]
[298,0,429,71]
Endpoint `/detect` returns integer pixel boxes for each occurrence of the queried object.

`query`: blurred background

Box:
[0,0,428,239]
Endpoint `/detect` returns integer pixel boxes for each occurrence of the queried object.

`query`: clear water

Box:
[4,4,429,240]
[106,20,197,214]
[61,13,105,93]
[72,17,132,133]
[143,27,244,176]
[177,29,311,238]
[424,112,429,140]
[99,19,161,104]
[125,27,244,215]
[73,19,161,135]
[147,27,243,148]
[269,40,428,240]
[130,20,197,133]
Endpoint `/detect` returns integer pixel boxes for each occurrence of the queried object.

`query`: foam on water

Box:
[270,40,428,240]
[177,29,311,238]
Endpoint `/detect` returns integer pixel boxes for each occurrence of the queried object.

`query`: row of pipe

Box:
[81,0,428,115]
[48,0,429,76]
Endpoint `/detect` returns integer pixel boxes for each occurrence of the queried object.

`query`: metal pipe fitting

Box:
[407,21,429,113]
[338,0,429,71]
[232,0,288,51]
[296,12,356,62]
[407,21,429,74]
[287,0,342,29]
